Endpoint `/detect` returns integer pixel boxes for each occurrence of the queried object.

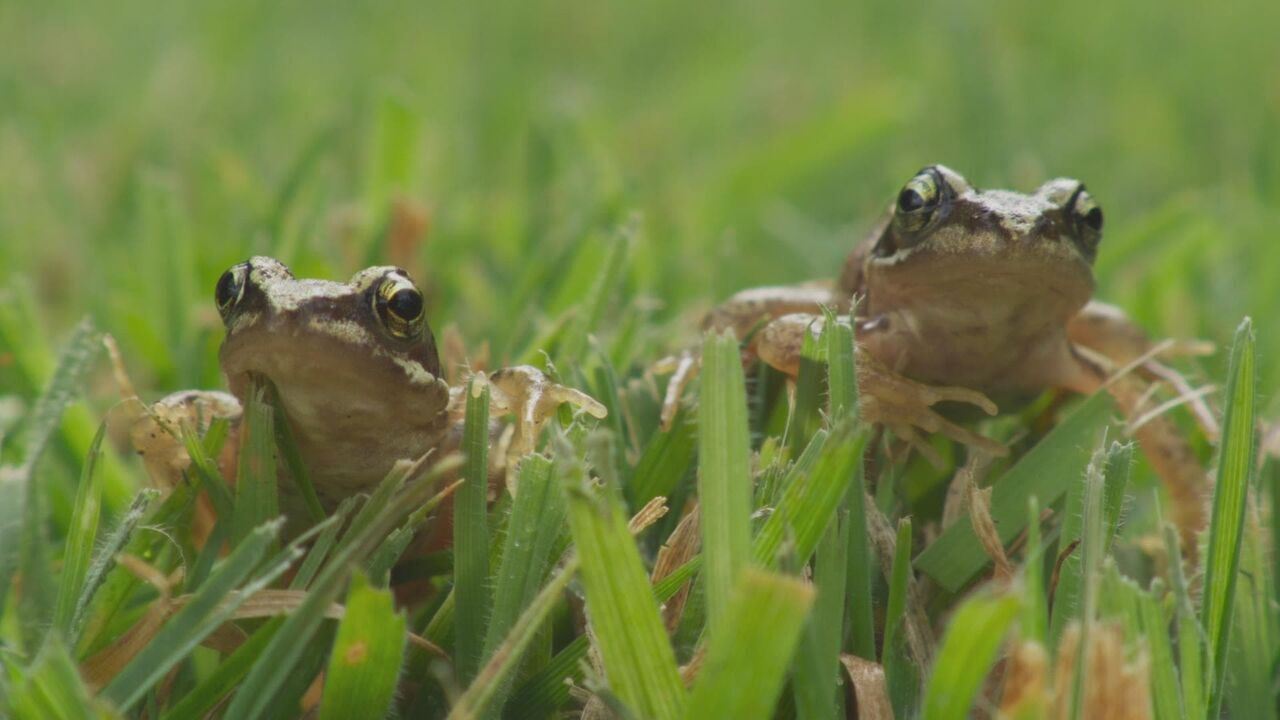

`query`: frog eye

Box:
[215,264,249,318]
[373,272,426,339]
[1066,185,1104,252]
[894,168,945,233]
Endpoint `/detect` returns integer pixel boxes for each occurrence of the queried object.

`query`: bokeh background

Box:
[3,0,1278,401]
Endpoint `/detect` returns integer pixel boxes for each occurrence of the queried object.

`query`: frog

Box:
[661,165,1210,546]
[126,256,605,531]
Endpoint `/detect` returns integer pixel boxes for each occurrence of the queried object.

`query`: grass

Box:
[1,1,1278,717]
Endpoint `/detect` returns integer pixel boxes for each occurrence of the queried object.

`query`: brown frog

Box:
[128,256,605,530]
[664,165,1210,544]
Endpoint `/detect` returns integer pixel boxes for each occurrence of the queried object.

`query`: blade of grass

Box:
[264,380,326,525]
[684,569,815,720]
[1202,317,1257,716]
[1163,522,1205,718]
[883,517,916,717]
[101,520,289,711]
[920,591,1021,720]
[51,422,107,637]
[4,636,108,720]
[225,456,454,719]
[563,436,685,720]
[455,378,492,683]
[822,308,856,421]
[844,461,876,660]
[158,617,284,720]
[230,382,278,546]
[70,489,159,646]
[792,513,849,720]
[915,390,1114,593]
[318,571,406,720]
[754,421,866,568]
[698,330,753,640]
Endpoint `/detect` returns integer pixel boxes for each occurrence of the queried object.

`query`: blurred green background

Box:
[2,0,1278,401]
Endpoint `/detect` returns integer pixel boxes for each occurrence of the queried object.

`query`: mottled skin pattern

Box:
[689,165,1208,547]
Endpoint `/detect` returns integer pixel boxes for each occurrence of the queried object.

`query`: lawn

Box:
[1,0,1278,717]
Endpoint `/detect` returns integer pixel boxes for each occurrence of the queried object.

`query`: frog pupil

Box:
[388,288,423,321]
[215,270,238,309]
[1083,207,1104,232]
[898,188,925,213]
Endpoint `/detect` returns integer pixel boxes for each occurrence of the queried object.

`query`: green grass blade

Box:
[5,636,109,720]
[230,383,279,546]
[1162,522,1205,717]
[225,458,450,719]
[159,617,284,720]
[1224,502,1274,717]
[792,514,849,720]
[915,390,1114,592]
[264,380,326,525]
[627,409,697,510]
[563,438,685,720]
[1021,496,1048,646]
[101,520,287,711]
[455,378,492,683]
[822,308,856,421]
[684,569,815,720]
[698,330,753,639]
[483,454,562,656]
[844,462,876,660]
[1202,317,1258,716]
[71,489,159,647]
[755,422,865,570]
[52,422,106,637]
[319,571,406,720]
[921,591,1021,720]
[449,557,578,720]
[883,517,916,716]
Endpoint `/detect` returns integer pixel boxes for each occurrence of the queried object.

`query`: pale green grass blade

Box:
[844,462,875,660]
[52,422,106,637]
[4,636,111,720]
[698,330,753,639]
[504,555,702,718]
[101,520,288,711]
[1021,497,1048,646]
[555,217,633,369]
[5,318,102,648]
[627,408,696,510]
[483,454,562,655]
[158,617,284,720]
[564,439,685,720]
[792,514,849,720]
[229,383,279,546]
[1223,501,1274,715]
[916,390,1114,592]
[265,380,325,525]
[822,308,856,420]
[1202,318,1257,716]
[1050,439,1129,648]
[225,458,450,719]
[455,378,492,683]
[70,489,159,648]
[754,421,865,568]
[1162,522,1205,718]
[883,518,915,716]
[319,572,406,720]
[290,496,359,591]
[921,592,1021,720]
[683,569,815,720]
[1100,566,1179,720]
[448,557,578,720]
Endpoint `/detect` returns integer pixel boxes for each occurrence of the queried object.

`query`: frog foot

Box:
[653,351,701,431]
[857,348,1008,464]
[485,365,608,457]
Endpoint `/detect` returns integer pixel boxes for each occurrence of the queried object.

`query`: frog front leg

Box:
[757,313,1008,463]
[1060,306,1211,552]
[657,282,844,429]
[452,366,607,461]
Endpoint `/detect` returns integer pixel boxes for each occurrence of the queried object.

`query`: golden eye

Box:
[894,168,944,233]
[215,263,248,318]
[373,272,425,339]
